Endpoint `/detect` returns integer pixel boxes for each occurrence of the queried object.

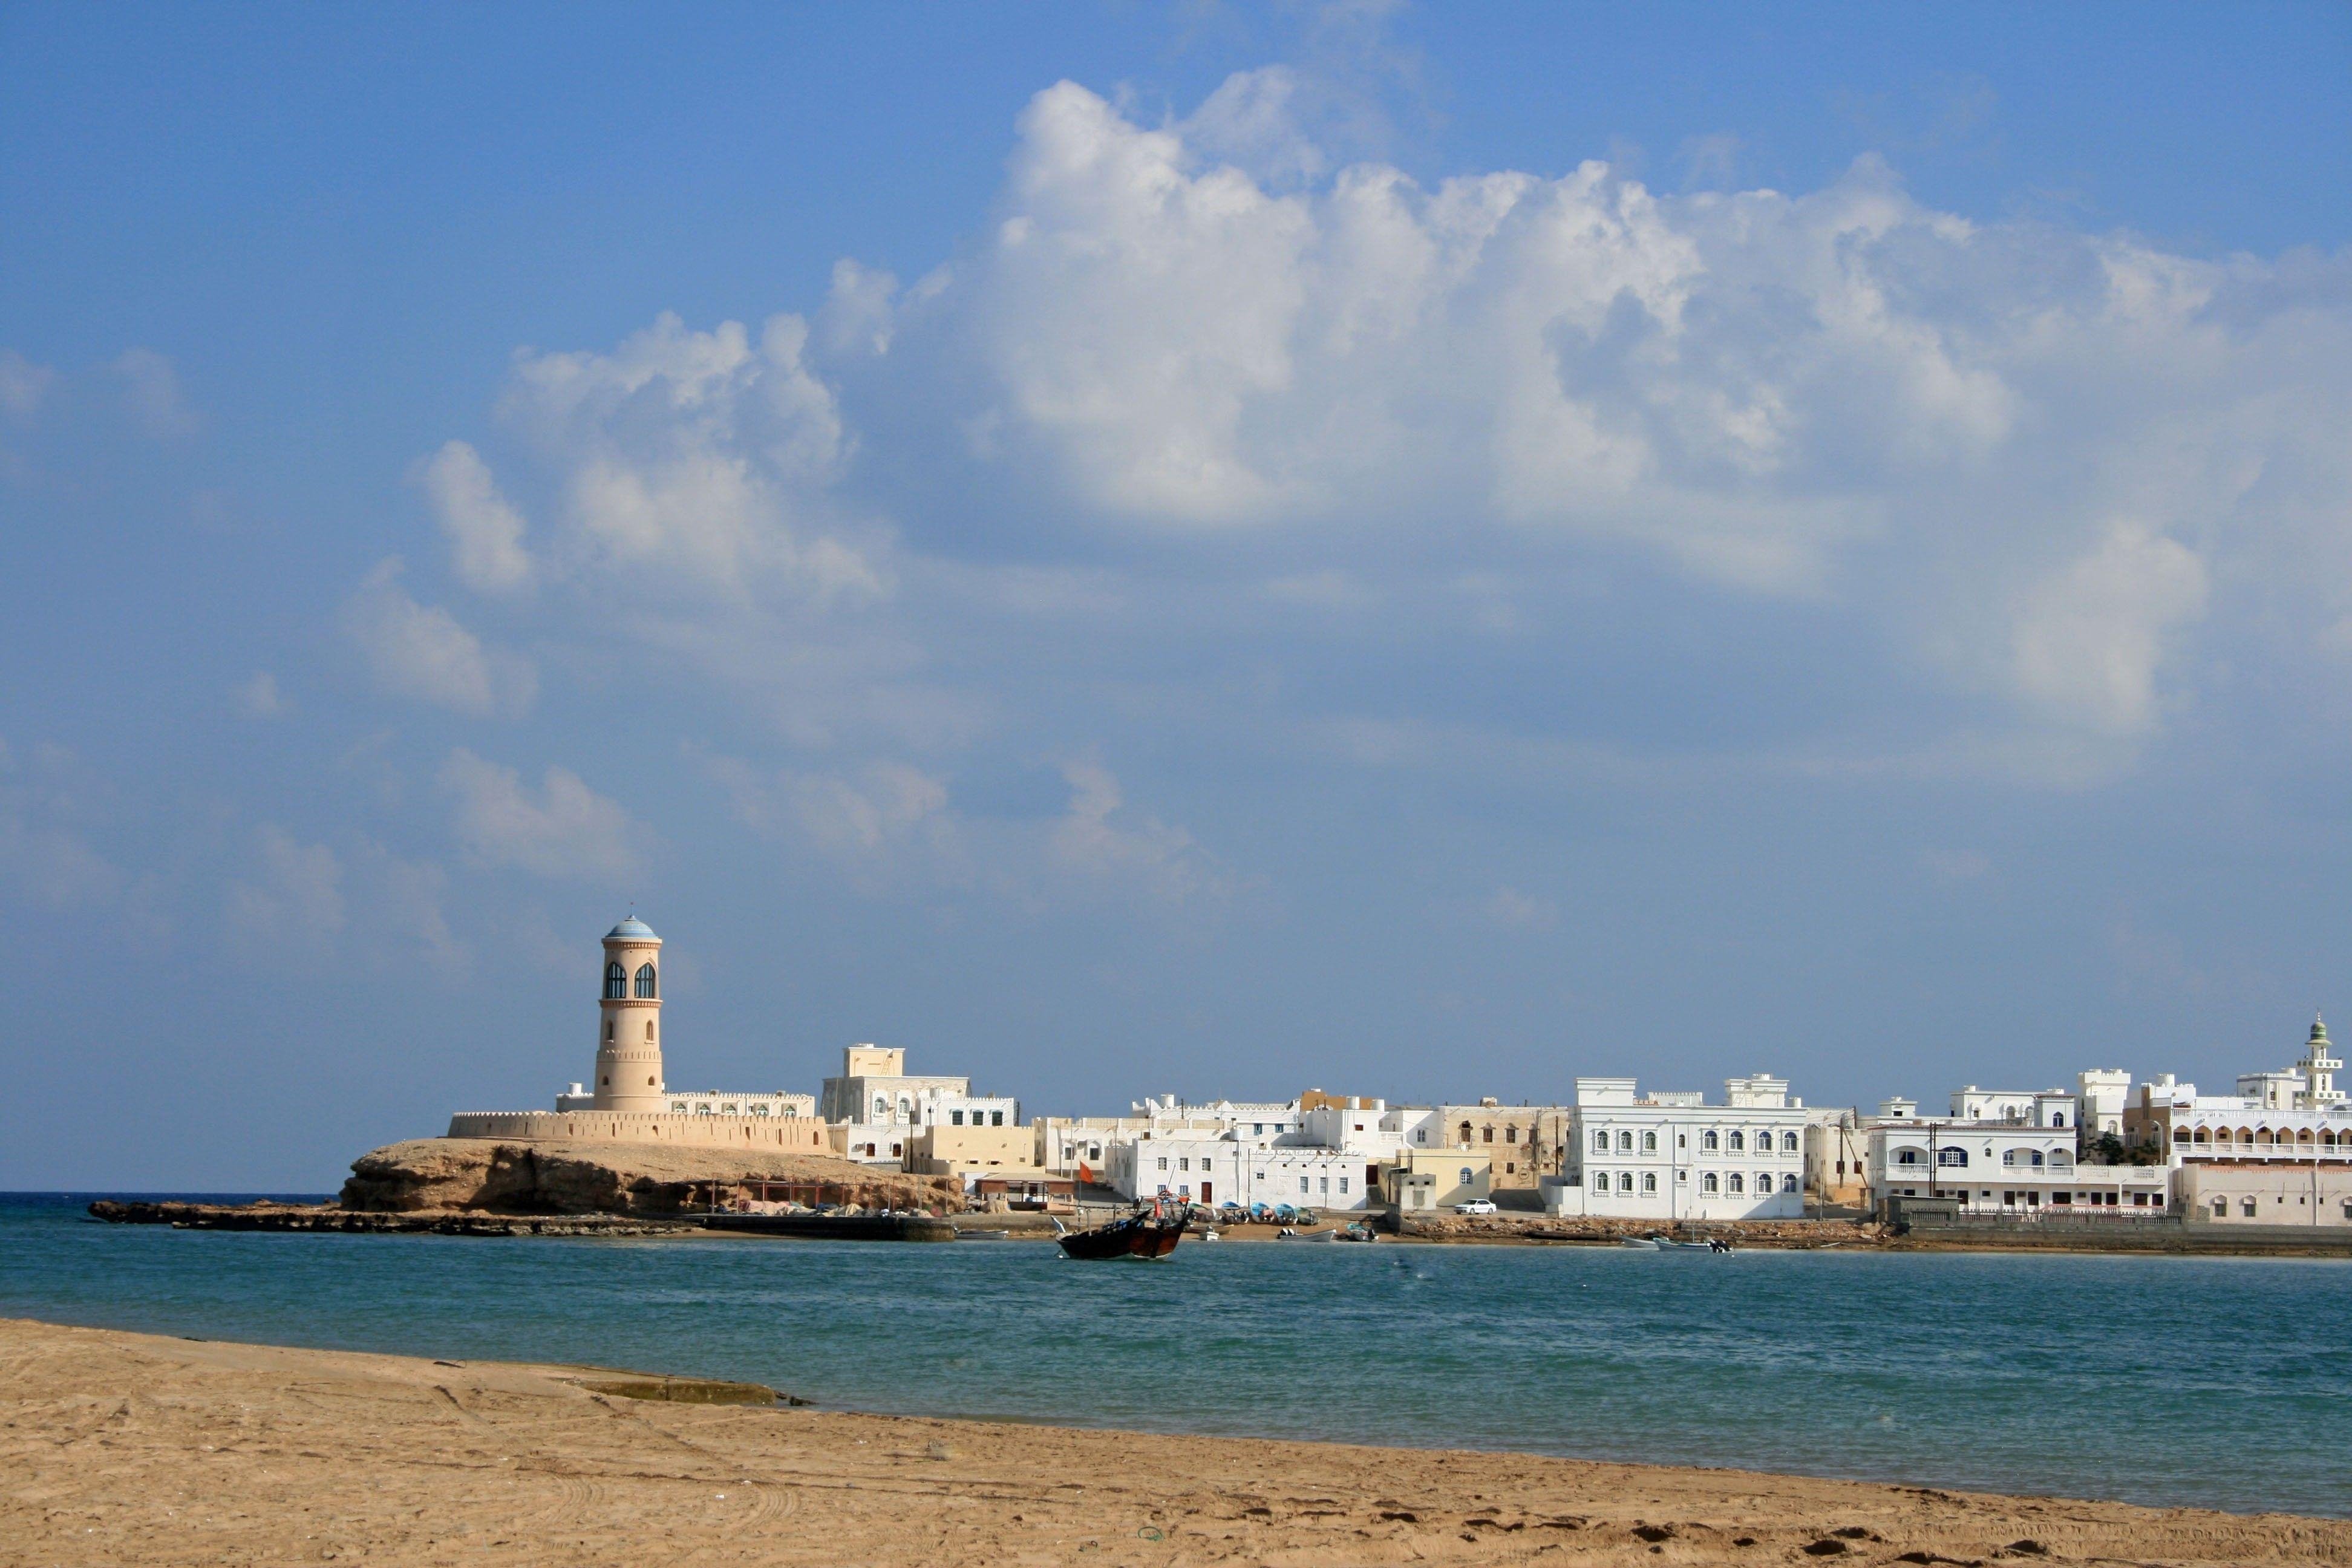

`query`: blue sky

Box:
[4,2,2349,1188]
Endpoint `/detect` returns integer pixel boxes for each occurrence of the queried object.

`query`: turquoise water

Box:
[5,1195,2348,1517]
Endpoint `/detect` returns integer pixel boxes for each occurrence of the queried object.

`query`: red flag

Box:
[1078,1161,1094,1185]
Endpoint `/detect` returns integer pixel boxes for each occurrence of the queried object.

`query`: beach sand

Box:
[2,1316,2343,1566]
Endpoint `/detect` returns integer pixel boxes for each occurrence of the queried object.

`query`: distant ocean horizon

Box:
[5,1192,2347,1518]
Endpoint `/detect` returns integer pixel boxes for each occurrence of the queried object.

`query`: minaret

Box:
[2298,1013,2341,1106]
[592,916,664,1112]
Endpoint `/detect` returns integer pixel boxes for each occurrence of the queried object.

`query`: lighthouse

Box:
[590,916,664,1112]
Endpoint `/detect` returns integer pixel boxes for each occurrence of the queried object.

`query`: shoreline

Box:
[3,1316,2347,1566]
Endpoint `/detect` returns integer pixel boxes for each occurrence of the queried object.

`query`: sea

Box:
[4,1193,2347,1518]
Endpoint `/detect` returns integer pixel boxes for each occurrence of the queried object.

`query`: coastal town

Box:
[440,916,2352,1241]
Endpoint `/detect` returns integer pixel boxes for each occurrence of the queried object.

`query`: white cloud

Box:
[497,311,877,597]
[0,350,54,419]
[1483,886,1560,931]
[227,826,346,950]
[341,558,537,716]
[2009,521,2207,736]
[1047,756,1229,903]
[416,440,532,594]
[855,79,2346,746]
[111,347,197,437]
[237,671,290,719]
[439,748,639,879]
[0,738,125,911]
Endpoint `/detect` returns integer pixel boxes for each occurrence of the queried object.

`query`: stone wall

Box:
[445,1111,831,1151]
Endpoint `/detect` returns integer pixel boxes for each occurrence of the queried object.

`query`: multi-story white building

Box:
[1105,1133,1379,1210]
[2076,1069,2132,1137]
[1541,1074,1808,1221]
[818,1044,1019,1166]
[1868,1111,2169,1212]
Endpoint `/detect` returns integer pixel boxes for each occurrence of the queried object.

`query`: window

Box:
[1589,1169,1607,1187]
[1157,1157,1168,1171]
[1506,1126,1518,1145]
[1617,1130,1633,1152]
[1617,1172,1634,1192]
[1300,1176,1310,1194]
[1702,1173,1719,1194]
[634,963,656,998]
[1339,1177,1349,1194]
[604,1018,614,1042]
[1938,1147,1967,1167]
[604,962,626,999]
[670,1102,687,1113]
[1641,1172,1658,1194]
[873,1096,887,1117]
[1088,1144,1100,1159]
[951,1111,965,1126]
[752,1104,769,1117]
[1593,1130,1609,1154]
[1782,1132,1798,1153]
[1782,1174,1798,1193]
[1414,1129,1426,1144]
[1319,1177,1329,1194]
[2241,1198,2257,1218]
[1460,1168,1474,1186]
[1482,1126,1493,1143]
[1895,1148,1922,1166]
[1728,1131,1745,1152]
[1178,1157,1189,1172]
[1729,1174,1745,1194]
[2051,1112,2065,1127]
[1641,1131,1658,1153]
[644,1020,655,1040]
[1460,1122,1474,1145]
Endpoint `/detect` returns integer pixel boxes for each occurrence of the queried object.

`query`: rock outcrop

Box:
[337,1137,960,1217]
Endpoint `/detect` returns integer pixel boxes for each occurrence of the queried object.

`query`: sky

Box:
[3,2,2350,1189]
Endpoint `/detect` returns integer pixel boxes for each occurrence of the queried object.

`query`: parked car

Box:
[1453,1199,1497,1215]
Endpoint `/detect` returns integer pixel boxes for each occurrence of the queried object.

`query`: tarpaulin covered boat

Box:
[1055,1197,1188,1260]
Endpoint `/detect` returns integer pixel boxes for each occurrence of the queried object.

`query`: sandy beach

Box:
[2,1316,2344,1567]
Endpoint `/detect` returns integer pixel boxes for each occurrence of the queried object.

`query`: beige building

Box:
[1396,1102,1571,1187]
[446,916,826,1154]
[906,1122,1040,1177]
[2180,1161,2352,1226]
[1381,1148,1493,1213]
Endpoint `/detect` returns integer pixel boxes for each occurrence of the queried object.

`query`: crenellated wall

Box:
[446,1112,829,1151]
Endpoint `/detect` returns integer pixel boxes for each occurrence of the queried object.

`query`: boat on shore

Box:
[1055,1199,1187,1260]
[1276,1226,1336,1243]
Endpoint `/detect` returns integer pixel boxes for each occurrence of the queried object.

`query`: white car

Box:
[1453,1199,1497,1215]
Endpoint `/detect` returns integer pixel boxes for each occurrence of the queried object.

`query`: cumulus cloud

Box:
[341,559,537,716]
[495,311,880,598]
[439,748,639,878]
[849,79,2346,747]
[227,826,346,950]
[417,440,533,593]
[1048,756,1229,903]
[237,671,290,719]
[111,347,198,437]
[0,738,125,910]
[0,350,54,419]
[2008,521,2208,736]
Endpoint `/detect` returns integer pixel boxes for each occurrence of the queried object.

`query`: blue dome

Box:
[604,916,658,942]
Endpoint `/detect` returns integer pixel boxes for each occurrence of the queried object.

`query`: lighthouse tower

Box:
[591,916,664,1112]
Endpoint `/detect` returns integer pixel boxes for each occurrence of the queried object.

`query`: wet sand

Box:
[2,1316,2344,1566]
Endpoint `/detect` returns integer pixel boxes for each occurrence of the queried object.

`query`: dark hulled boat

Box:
[1056,1200,1188,1260]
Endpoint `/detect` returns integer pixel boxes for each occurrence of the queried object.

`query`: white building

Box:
[2076,1069,2132,1136]
[1540,1074,1808,1221]
[1868,1112,2169,1212]
[1106,1132,1378,1211]
[818,1044,1019,1166]
[1948,1085,2079,1128]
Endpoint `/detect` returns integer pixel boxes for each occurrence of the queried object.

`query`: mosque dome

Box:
[604,916,658,942]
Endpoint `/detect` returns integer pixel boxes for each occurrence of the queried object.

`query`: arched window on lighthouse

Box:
[605,962,627,999]
[635,963,657,999]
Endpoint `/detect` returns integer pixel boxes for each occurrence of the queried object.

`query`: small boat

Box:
[1618,1236,1661,1249]
[1338,1223,1378,1243]
[1276,1226,1336,1243]
[958,1228,1014,1241]
[1199,1228,1221,1242]
[1056,1199,1187,1261]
